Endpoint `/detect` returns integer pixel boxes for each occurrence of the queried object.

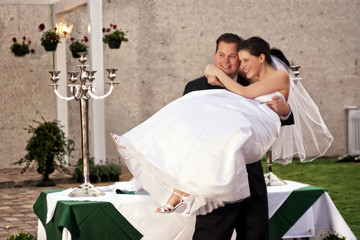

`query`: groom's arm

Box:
[183,76,225,95]
[183,77,206,95]
[280,110,294,126]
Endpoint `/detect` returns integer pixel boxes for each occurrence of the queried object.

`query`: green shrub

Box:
[73,158,122,183]
[13,118,74,176]
[7,229,36,240]
[320,230,346,240]
[107,163,122,181]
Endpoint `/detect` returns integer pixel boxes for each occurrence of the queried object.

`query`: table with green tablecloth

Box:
[34,180,356,240]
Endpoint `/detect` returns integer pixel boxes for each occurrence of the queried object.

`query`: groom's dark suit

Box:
[183,75,294,240]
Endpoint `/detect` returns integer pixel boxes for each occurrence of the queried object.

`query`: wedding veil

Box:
[269,56,334,164]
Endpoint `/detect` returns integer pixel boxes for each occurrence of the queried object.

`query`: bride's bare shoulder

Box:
[274,70,290,83]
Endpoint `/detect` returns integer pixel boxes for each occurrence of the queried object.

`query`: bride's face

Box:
[238,50,262,79]
[214,41,240,79]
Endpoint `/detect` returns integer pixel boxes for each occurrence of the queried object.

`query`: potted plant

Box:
[39,23,60,51]
[107,163,122,181]
[69,36,89,58]
[73,159,122,183]
[10,36,35,57]
[98,164,110,182]
[73,158,100,183]
[13,117,74,186]
[103,24,128,49]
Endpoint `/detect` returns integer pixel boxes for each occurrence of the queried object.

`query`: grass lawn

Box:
[262,158,360,239]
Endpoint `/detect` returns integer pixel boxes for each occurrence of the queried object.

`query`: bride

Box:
[112,36,332,215]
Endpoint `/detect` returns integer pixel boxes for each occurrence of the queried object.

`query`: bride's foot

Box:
[110,132,126,149]
[155,189,190,213]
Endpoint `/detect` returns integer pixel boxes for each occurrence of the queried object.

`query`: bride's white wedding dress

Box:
[112,56,334,216]
[113,89,283,215]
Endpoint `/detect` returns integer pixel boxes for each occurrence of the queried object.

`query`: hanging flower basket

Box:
[14,51,27,57]
[39,23,60,52]
[103,24,128,50]
[69,36,88,58]
[10,36,35,57]
[43,42,58,51]
[71,51,83,58]
[107,39,122,49]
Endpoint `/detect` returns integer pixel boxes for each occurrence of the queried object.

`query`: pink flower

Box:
[83,36,88,42]
[23,36,26,41]
[30,49,35,54]
[12,37,17,42]
[107,28,111,32]
[70,37,75,41]
[38,23,45,31]
[113,25,117,29]
[49,34,55,40]
[102,28,105,32]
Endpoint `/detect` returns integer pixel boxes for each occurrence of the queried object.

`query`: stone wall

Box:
[0,4,57,167]
[1,0,359,168]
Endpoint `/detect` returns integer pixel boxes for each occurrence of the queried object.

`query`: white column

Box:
[88,0,106,164]
[54,11,69,164]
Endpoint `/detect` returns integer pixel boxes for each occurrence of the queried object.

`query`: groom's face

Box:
[214,41,240,79]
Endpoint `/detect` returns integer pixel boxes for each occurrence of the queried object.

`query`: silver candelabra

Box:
[290,65,301,85]
[49,52,118,197]
[265,65,301,186]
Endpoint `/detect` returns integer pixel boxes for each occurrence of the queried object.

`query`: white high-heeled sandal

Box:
[110,132,126,149]
[155,191,189,213]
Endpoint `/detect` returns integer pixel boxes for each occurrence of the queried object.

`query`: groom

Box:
[183,33,294,240]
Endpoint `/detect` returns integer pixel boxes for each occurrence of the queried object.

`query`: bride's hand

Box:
[207,75,225,87]
[204,64,227,87]
[204,64,222,77]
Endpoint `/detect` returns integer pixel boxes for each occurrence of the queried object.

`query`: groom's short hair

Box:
[216,33,244,52]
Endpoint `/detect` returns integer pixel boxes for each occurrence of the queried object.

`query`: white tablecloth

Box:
[38,180,356,240]
[267,181,355,240]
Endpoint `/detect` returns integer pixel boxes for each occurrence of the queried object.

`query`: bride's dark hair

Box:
[270,48,290,67]
[239,36,290,67]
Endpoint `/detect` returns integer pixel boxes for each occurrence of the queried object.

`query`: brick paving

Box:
[0,168,76,189]
[0,186,56,240]
[0,168,76,240]
[0,167,132,240]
